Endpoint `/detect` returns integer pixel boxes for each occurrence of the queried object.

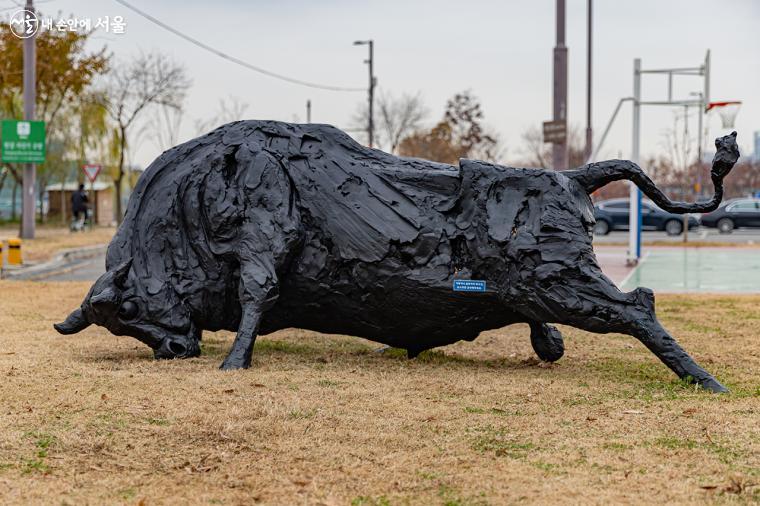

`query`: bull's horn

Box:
[53,307,91,335]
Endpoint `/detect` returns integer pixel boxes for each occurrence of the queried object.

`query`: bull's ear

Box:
[53,307,91,335]
[113,259,133,289]
[89,287,117,307]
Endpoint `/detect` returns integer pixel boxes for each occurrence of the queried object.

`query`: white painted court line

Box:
[619,251,651,289]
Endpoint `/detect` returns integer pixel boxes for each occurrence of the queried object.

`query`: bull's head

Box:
[53,259,200,360]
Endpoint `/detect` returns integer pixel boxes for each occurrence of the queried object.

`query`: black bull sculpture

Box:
[55,122,740,392]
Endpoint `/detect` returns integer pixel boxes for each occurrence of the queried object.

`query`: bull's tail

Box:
[565,131,740,214]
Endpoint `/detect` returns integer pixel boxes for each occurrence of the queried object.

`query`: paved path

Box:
[591,246,633,286]
[40,254,106,281]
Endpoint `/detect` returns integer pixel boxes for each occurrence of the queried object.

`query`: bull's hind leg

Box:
[526,266,727,392]
[529,322,565,362]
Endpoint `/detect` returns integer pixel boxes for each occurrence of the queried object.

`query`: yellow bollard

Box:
[7,238,22,265]
[0,241,4,270]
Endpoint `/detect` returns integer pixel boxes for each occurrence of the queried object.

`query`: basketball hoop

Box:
[705,101,742,129]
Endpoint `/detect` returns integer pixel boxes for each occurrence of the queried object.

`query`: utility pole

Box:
[353,39,375,148]
[368,40,374,148]
[682,104,689,243]
[21,0,36,239]
[552,0,568,170]
[585,0,593,161]
[306,99,311,123]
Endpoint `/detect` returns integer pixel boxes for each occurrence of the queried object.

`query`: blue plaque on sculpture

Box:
[453,279,487,292]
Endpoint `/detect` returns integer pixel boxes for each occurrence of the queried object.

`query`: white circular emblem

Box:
[9,9,40,39]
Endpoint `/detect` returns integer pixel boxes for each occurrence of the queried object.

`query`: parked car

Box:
[700,198,760,233]
[592,198,699,236]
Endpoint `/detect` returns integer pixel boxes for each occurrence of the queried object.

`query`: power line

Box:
[112,0,364,93]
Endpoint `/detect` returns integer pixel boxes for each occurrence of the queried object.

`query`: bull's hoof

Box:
[697,377,729,394]
[219,356,251,370]
[407,345,428,359]
[530,323,565,362]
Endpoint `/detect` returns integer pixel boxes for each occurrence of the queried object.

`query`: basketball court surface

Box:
[595,245,760,293]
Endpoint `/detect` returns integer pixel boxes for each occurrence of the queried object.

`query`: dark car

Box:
[593,198,699,236]
[700,198,760,233]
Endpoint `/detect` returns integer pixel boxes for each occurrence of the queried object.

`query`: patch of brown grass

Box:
[0,226,116,264]
[0,282,758,505]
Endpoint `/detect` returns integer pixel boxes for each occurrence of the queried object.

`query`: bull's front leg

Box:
[220,301,263,370]
[220,258,279,370]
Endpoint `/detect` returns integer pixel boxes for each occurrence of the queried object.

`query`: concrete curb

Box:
[1,244,108,280]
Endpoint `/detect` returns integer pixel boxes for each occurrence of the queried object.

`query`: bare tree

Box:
[147,103,184,153]
[398,90,502,164]
[650,109,700,202]
[723,159,760,198]
[663,109,695,175]
[519,127,551,169]
[353,90,428,153]
[516,125,586,169]
[194,96,250,136]
[398,121,465,165]
[443,91,499,161]
[0,166,7,220]
[102,51,191,223]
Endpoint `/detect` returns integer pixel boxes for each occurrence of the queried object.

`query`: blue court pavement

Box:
[621,247,760,293]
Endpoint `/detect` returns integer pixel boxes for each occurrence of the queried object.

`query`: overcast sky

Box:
[13,0,760,167]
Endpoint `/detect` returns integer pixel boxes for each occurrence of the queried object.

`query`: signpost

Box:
[2,119,45,237]
[82,164,101,183]
[1,120,46,163]
[82,164,101,228]
[543,120,567,144]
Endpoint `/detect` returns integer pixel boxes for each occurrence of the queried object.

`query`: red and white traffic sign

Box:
[82,164,101,183]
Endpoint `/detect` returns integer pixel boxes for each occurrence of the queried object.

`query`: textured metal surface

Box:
[54,122,740,392]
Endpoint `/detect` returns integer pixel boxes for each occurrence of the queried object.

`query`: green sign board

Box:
[1,120,46,163]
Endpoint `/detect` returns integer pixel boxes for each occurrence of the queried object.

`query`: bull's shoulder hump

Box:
[459,159,580,191]
[459,159,556,189]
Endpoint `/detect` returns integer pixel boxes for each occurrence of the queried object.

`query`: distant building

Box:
[46,181,115,227]
[755,131,760,162]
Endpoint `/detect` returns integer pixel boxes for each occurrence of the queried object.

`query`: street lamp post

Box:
[353,39,375,148]
[21,0,37,239]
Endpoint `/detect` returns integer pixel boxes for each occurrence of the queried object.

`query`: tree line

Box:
[357,90,758,202]
[0,23,191,224]
[1,22,755,227]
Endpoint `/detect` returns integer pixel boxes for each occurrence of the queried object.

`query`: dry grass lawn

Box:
[0,226,116,264]
[0,281,758,505]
